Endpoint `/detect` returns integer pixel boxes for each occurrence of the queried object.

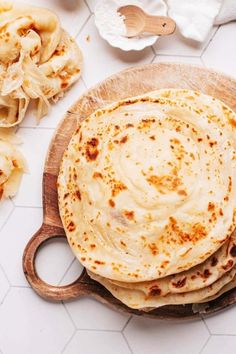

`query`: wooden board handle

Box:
[23,223,90,301]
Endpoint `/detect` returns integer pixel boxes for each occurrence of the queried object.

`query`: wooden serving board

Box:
[23,63,236,319]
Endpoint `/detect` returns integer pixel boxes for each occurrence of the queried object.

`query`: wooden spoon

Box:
[118,5,176,37]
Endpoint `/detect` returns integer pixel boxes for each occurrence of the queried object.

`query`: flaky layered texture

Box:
[88,266,236,310]
[109,230,236,296]
[0,138,27,200]
[58,90,236,283]
[0,1,82,126]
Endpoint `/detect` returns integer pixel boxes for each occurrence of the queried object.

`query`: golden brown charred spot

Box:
[147,173,182,194]
[126,123,134,128]
[229,118,236,128]
[171,138,180,144]
[211,256,218,266]
[209,141,217,147]
[228,176,232,193]
[92,266,97,270]
[79,133,83,142]
[189,152,195,160]
[90,244,96,249]
[149,135,155,140]
[178,189,187,196]
[197,138,203,142]
[108,142,114,150]
[54,45,66,56]
[94,260,105,265]
[112,181,127,197]
[160,260,170,269]
[203,269,211,278]
[208,202,215,211]
[230,245,236,257]
[168,217,207,244]
[85,138,99,162]
[61,82,68,89]
[64,193,69,199]
[222,259,234,271]
[108,199,115,208]
[172,277,187,288]
[67,221,75,232]
[191,275,197,280]
[114,135,129,144]
[12,159,18,168]
[123,210,134,221]
[219,208,224,216]
[81,257,86,261]
[0,186,3,200]
[148,286,161,297]
[148,243,158,256]
[120,135,128,144]
[93,172,103,179]
[139,118,155,129]
[75,190,81,200]
[120,240,127,247]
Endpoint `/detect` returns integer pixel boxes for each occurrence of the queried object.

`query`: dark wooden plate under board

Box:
[23,63,236,319]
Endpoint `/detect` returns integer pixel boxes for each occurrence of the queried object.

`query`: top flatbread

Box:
[58,89,236,282]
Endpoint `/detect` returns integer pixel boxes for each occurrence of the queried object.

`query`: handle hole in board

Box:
[35,237,84,286]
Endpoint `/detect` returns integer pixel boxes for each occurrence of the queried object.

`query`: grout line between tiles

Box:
[11,285,31,288]
[199,335,211,354]
[121,315,132,332]
[84,0,94,14]
[62,301,78,329]
[122,316,132,333]
[202,317,212,335]
[122,332,134,354]
[12,203,43,209]
[200,25,221,59]
[18,126,55,130]
[201,317,211,335]
[150,54,157,64]
[0,286,11,307]
[210,333,236,337]
[0,264,10,287]
[58,257,76,285]
[67,328,122,333]
[75,13,92,40]
[0,206,14,233]
[81,76,88,89]
[61,327,77,353]
[156,53,202,58]
[73,13,91,39]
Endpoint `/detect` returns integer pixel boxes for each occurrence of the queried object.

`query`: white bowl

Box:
[94,0,167,51]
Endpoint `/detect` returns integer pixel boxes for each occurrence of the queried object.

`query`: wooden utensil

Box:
[23,63,236,319]
[118,5,176,37]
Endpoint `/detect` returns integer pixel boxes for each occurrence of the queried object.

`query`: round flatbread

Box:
[109,229,236,296]
[88,265,236,310]
[58,90,236,282]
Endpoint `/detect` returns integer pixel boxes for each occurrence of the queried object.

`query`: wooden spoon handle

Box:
[144,16,176,35]
[22,223,90,301]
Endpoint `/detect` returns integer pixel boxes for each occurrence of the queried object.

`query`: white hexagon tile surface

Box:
[0,1,236,353]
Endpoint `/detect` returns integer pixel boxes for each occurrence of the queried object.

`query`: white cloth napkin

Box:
[166,0,236,42]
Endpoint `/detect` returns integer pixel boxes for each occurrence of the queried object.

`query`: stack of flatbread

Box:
[0,1,83,200]
[58,89,236,311]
